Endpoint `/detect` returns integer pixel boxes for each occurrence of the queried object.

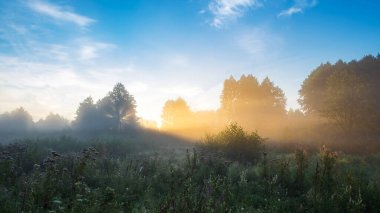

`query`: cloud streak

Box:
[26,0,95,27]
[236,27,283,58]
[79,42,115,60]
[278,0,317,17]
[208,0,261,28]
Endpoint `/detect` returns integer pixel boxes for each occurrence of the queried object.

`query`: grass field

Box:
[1,126,379,212]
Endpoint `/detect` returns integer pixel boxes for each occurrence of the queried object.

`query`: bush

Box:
[198,123,265,163]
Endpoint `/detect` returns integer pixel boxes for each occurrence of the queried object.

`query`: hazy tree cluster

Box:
[220,75,287,133]
[0,108,69,133]
[35,113,70,131]
[2,55,380,141]
[0,108,34,132]
[72,83,137,131]
[161,55,380,141]
[0,83,137,133]
[161,75,286,138]
[161,98,193,130]
[160,98,218,138]
[299,55,380,134]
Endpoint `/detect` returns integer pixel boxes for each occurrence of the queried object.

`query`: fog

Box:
[1,55,380,154]
[159,55,380,154]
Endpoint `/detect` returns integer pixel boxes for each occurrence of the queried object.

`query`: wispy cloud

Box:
[236,27,283,59]
[0,1,118,119]
[278,7,303,17]
[79,42,115,61]
[208,0,261,28]
[8,24,28,34]
[26,0,95,27]
[278,0,317,17]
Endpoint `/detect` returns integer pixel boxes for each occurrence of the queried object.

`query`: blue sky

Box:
[1,0,379,124]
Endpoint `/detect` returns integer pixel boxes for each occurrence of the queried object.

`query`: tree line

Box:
[160,74,288,138]
[1,54,380,142]
[0,83,137,133]
[161,54,380,140]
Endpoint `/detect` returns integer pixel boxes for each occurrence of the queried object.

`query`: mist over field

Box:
[1,0,380,212]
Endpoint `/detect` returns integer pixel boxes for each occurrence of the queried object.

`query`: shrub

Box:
[198,123,265,163]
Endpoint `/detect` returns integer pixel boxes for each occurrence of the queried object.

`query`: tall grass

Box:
[0,126,379,212]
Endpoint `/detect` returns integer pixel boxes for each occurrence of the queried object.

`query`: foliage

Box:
[0,107,34,133]
[35,113,70,131]
[98,82,137,129]
[73,83,137,131]
[159,75,288,139]
[220,75,287,129]
[299,55,380,133]
[160,97,220,139]
[161,97,193,130]
[73,96,107,131]
[199,123,265,163]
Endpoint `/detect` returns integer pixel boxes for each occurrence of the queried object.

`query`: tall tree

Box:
[260,77,287,115]
[220,74,287,131]
[299,55,380,133]
[73,83,137,131]
[220,76,239,120]
[324,70,370,131]
[73,96,106,130]
[161,97,193,130]
[299,62,336,114]
[106,83,137,130]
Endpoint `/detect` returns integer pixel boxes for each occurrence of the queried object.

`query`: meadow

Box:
[1,125,379,212]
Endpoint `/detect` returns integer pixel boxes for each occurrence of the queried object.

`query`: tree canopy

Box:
[220,75,287,131]
[161,97,193,130]
[0,107,34,132]
[299,55,380,133]
[35,113,69,131]
[73,83,137,131]
[160,75,287,138]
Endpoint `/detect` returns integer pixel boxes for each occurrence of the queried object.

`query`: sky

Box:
[1,0,380,124]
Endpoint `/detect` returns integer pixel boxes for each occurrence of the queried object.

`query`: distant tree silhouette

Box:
[161,97,193,130]
[101,83,137,130]
[260,77,286,114]
[0,107,34,132]
[73,83,137,131]
[220,76,239,119]
[73,97,104,130]
[220,74,287,131]
[35,113,69,131]
[159,75,287,138]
